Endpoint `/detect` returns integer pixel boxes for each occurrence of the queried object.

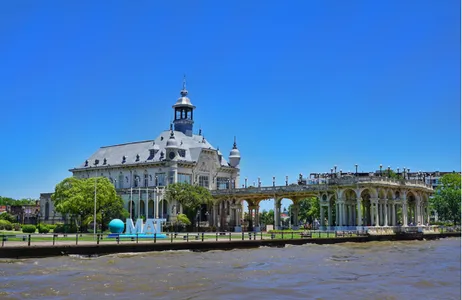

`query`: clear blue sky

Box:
[1,1,460,212]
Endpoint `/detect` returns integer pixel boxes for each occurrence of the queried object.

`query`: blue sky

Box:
[1,1,460,211]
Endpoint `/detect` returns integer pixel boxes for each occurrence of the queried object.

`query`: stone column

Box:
[293,203,299,228]
[391,202,396,226]
[320,205,325,228]
[356,197,362,226]
[371,198,379,227]
[274,198,280,230]
[327,202,332,226]
[384,200,388,226]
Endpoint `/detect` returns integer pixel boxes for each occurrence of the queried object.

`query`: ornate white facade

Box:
[68,78,241,225]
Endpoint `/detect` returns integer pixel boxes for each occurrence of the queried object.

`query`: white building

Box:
[41,79,241,227]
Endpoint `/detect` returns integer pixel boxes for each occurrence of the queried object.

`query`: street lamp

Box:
[388,166,391,178]
[196,209,201,232]
[407,168,410,180]
[79,210,83,235]
[205,211,210,226]
[355,164,358,176]
[379,164,382,177]
[339,169,342,177]
[245,177,247,188]
[330,168,333,177]
[272,176,275,187]
[334,165,337,177]
[403,167,406,180]
[285,175,288,186]
[397,168,400,179]
[258,177,261,188]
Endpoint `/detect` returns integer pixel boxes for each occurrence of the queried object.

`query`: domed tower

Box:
[173,76,196,137]
[165,125,179,161]
[228,136,241,168]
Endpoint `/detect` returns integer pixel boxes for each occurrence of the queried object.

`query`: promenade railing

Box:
[1,226,458,248]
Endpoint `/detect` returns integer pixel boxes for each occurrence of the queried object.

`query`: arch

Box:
[360,189,373,226]
[377,188,387,199]
[148,200,154,218]
[129,201,136,219]
[158,199,168,219]
[140,200,145,217]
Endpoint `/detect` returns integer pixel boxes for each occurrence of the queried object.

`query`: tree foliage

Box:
[260,209,274,225]
[430,173,461,225]
[164,182,213,223]
[176,213,191,226]
[0,196,37,206]
[288,197,320,224]
[51,177,127,229]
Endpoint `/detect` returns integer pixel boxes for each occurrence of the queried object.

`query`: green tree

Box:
[288,197,320,224]
[52,177,127,231]
[430,173,461,225]
[259,209,274,225]
[164,183,213,225]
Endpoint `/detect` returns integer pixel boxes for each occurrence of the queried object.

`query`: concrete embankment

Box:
[0,232,459,259]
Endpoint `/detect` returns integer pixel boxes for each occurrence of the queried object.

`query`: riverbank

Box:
[0,232,459,259]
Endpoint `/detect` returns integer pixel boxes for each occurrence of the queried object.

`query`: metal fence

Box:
[2,226,459,248]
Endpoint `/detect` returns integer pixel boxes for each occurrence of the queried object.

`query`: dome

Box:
[229,148,240,158]
[166,131,179,148]
[173,95,194,107]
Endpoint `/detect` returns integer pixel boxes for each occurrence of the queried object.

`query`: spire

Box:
[180,74,188,97]
[233,136,237,149]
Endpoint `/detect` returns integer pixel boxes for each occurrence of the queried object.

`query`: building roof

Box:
[73,130,229,170]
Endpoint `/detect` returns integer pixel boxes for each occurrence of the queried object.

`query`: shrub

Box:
[4,223,13,231]
[53,223,77,233]
[38,224,50,234]
[22,225,36,233]
[47,224,57,231]
[12,223,21,231]
[0,220,11,230]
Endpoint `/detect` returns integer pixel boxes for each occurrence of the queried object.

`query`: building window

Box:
[199,175,209,188]
[169,171,175,185]
[118,172,124,189]
[134,175,140,188]
[144,173,149,187]
[178,173,192,184]
[156,173,166,186]
[178,149,186,158]
[217,177,229,190]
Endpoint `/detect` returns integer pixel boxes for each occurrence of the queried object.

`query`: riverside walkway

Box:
[1,227,459,259]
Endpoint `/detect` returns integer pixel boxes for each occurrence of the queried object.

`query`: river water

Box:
[0,238,460,300]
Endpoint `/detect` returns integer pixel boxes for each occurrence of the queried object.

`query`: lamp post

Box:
[403,167,406,180]
[79,210,83,235]
[388,166,391,178]
[258,177,261,188]
[379,164,382,177]
[334,165,337,177]
[196,209,201,232]
[137,177,141,219]
[93,173,97,238]
[205,211,210,227]
[101,209,105,232]
[330,168,333,178]
[407,168,410,180]
[285,175,288,186]
[355,164,358,176]
[339,169,342,177]
[245,177,247,188]
[272,176,275,187]
[36,211,41,230]
[397,168,400,179]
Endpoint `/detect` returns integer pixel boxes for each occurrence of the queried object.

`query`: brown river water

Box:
[0,238,460,300]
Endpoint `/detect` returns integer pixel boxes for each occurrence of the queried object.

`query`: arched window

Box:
[118,172,124,189]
